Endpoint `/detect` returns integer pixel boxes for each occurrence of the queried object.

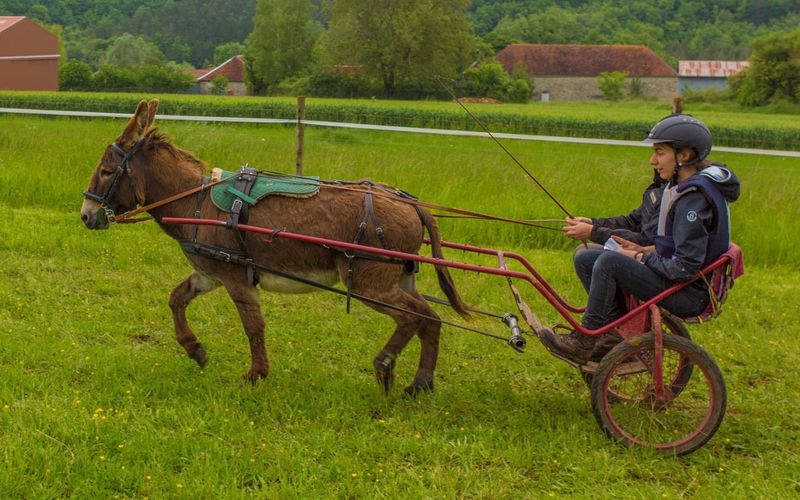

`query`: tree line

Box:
[1,0,797,106]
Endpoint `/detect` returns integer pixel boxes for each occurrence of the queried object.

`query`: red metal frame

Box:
[162,217,733,338]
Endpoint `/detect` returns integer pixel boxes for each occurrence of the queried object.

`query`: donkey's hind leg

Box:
[369,290,441,396]
[405,289,442,396]
[349,263,441,395]
[169,272,220,368]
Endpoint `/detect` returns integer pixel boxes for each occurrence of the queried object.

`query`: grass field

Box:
[1,113,799,497]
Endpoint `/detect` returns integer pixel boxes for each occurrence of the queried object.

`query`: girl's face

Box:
[650,143,676,181]
[649,144,694,181]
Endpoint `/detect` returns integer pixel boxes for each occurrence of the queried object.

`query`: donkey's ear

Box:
[145,99,159,129]
[117,100,150,148]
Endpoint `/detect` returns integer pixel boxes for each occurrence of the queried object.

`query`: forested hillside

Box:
[1,0,797,68]
[469,0,800,63]
[0,0,258,67]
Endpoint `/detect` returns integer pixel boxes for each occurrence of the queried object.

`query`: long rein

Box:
[113,170,564,231]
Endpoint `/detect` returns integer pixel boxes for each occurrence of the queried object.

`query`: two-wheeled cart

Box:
[163,216,741,456]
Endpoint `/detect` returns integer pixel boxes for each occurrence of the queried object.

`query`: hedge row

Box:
[1,92,797,151]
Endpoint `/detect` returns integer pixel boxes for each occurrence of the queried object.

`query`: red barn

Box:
[0,16,60,91]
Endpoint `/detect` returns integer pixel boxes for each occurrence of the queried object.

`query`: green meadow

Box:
[0,112,798,497]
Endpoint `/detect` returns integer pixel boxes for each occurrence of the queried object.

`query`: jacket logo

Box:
[686,211,698,222]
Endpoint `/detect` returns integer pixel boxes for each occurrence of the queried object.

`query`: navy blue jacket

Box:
[644,164,740,282]
[590,178,664,246]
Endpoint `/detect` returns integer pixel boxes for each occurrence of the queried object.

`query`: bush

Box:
[93,65,138,92]
[461,62,531,103]
[136,65,195,93]
[505,79,531,103]
[628,77,644,98]
[598,71,628,101]
[306,71,381,99]
[682,87,732,104]
[211,75,230,95]
[59,60,93,91]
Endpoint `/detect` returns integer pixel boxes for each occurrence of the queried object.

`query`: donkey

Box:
[80,99,468,395]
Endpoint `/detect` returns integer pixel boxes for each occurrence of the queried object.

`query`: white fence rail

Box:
[2,107,798,158]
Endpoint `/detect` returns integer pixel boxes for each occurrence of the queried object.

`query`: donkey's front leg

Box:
[169,272,220,368]
[221,277,269,384]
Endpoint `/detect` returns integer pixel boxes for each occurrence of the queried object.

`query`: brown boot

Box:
[589,331,623,362]
[539,329,597,364]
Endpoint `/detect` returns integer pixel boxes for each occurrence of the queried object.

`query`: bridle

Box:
[83,140,144,223]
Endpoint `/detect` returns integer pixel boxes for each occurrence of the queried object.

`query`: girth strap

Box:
[345,184,392,313]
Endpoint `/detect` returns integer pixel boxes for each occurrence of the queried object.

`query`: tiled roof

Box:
[0,16,25,34]
[185,68,212,79]
[496,44,677,77]
[196,54,245,82]
[678,60,749,78]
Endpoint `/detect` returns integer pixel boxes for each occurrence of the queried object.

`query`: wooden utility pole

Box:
[295,96,305,176]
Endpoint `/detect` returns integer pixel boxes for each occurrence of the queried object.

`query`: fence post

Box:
[295,96,305,176]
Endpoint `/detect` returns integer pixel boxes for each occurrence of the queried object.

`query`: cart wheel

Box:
[590,333,726,456]
[581,313,693,400]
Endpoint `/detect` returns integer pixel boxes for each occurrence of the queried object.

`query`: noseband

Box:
[83,140,144,223]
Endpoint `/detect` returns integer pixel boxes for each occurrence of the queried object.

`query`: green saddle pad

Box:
[211,170,320,213]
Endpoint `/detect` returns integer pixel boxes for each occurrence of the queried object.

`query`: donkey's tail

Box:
[415,206,470,318]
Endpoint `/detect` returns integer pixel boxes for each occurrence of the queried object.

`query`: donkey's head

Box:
[81,99,158,229]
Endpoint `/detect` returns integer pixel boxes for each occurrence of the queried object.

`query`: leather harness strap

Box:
[345,183,393,313]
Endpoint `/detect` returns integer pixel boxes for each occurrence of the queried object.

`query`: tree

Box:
[733,27,800,106]
[214,42,246,66]
[245,0,321,94]
[101,34,164,68]
[325,0,476,98]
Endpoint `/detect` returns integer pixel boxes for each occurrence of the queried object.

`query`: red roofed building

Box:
[678,60,749,94]
[496,44,677,101]
[0,16,60,91]
[193,54,247,96]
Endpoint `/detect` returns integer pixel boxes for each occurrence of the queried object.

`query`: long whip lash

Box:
[434,75,574,218]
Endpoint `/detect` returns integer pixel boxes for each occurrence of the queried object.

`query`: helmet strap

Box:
[672,148,682,184]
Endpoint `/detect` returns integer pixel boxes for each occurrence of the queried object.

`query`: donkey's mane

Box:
[144,129,206,175]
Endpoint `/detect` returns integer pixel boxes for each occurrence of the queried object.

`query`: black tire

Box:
[591,333,726,456]
[581,313,693,398]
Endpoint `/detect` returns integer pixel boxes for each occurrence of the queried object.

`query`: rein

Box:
[86,145,564,231]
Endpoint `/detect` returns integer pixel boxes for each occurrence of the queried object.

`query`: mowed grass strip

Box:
[0,115,798,497]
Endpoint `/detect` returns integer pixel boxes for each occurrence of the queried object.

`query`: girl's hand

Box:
[563,217,593,240]
[611,235,647,252]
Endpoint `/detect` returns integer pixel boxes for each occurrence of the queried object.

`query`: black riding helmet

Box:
[642,114,712,166]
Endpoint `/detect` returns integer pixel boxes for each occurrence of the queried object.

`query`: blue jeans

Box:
[573,249,708,330]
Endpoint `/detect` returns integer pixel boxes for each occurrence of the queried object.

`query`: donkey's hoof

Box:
[403,379,434,397]
[242,369,268,385]
[373,352,396,394]
[190,344,207,368]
